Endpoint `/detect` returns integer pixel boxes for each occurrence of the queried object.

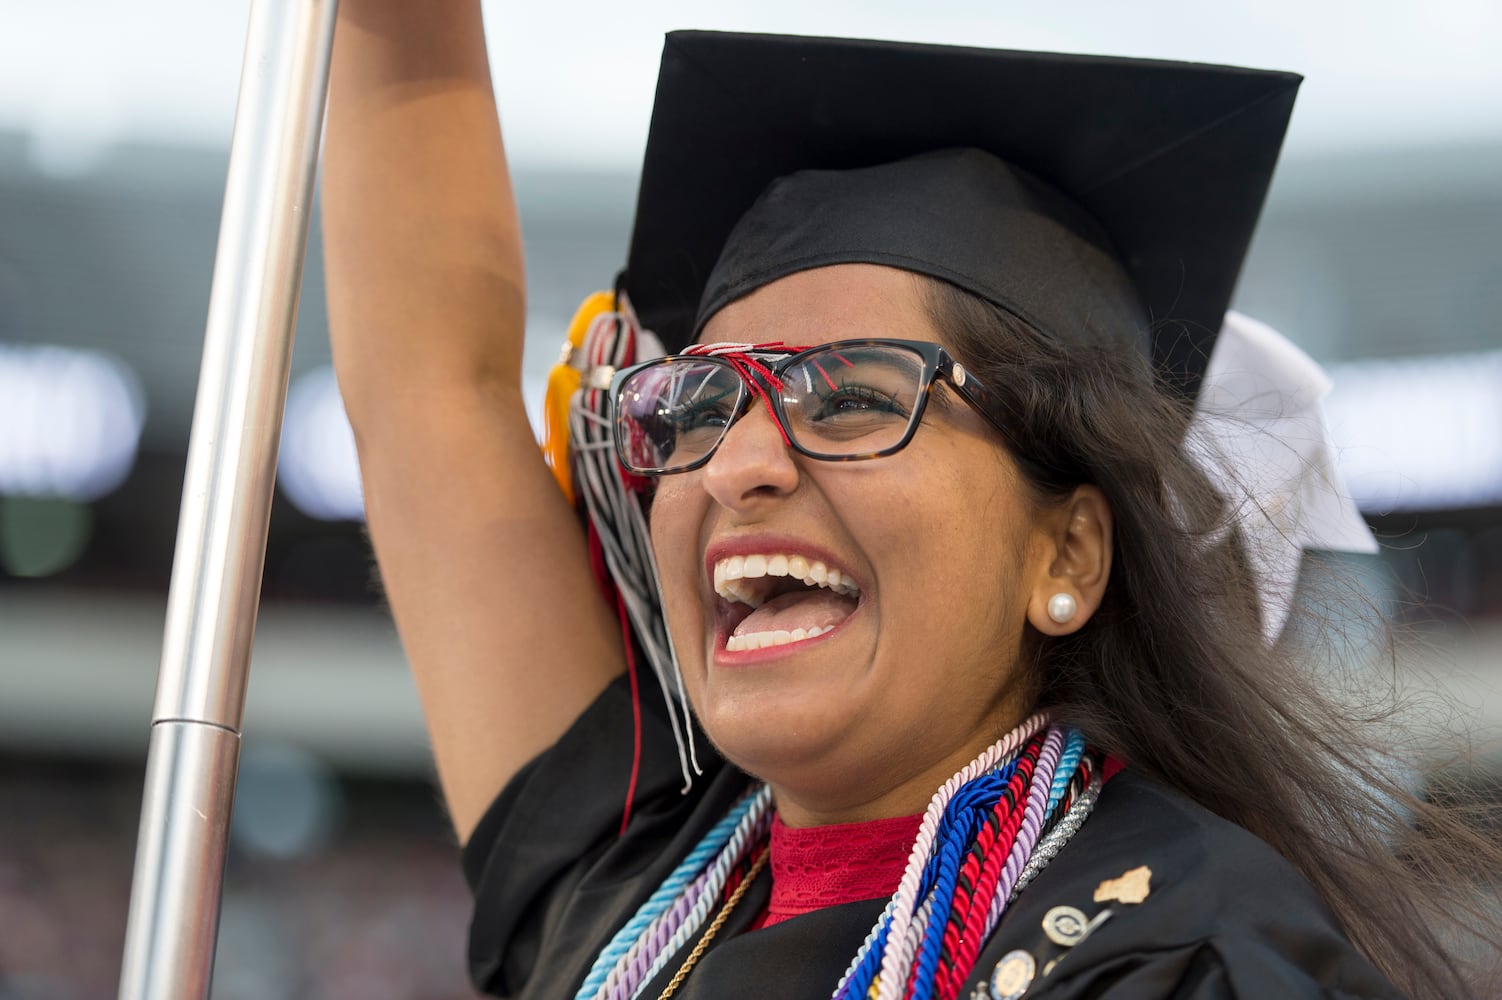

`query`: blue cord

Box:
[1046,729,1086,817]
[574,787,765,999]
[837,759,1019,999]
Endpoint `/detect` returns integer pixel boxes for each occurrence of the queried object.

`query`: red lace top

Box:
[755,812,923,929]
[749,759,1127,928]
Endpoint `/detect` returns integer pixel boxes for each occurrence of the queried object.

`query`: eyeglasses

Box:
[610,339,1016,475]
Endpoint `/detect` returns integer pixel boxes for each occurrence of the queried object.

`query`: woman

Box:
[323,6,1500,999]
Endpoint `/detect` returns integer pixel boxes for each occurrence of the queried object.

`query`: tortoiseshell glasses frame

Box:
[609,339,1019,476]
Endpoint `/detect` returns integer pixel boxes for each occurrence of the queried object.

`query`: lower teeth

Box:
[725,625,832,652]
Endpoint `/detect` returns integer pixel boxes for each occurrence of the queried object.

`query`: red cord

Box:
[680,343,812,450]
[937,740,1041,1000]
[617,587,643,837]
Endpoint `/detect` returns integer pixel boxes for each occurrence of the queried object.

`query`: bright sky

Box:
[3,0,1500,175]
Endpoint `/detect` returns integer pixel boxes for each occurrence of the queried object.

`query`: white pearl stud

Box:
[1047,593,1078,624]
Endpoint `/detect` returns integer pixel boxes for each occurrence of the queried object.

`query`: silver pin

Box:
[989,950,1036,1000]
[1041,905,1090,947]
[1039,907,1115,975]
[953,362,968,386]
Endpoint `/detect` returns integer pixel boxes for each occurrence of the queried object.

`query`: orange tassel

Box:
[542,290,616,505]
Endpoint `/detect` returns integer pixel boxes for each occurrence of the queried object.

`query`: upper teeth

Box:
[713,553,860,607]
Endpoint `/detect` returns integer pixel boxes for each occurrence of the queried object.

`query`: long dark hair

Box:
[925,278,1502,999]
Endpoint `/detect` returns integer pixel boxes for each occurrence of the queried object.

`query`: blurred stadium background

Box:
[1,2,1499,997]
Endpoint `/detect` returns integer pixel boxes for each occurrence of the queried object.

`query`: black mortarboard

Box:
[620,31,1300,396]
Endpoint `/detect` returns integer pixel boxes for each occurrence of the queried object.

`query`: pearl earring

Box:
[1047,593,1078,625]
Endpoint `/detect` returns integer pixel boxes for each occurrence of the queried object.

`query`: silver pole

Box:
[118,1,338,997]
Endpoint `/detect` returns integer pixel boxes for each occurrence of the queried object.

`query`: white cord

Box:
[568,303,701,790]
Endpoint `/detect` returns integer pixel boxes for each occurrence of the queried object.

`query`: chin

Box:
[697,698,871,793]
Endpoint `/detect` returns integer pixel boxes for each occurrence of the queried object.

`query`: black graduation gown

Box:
[463,676,1405,999]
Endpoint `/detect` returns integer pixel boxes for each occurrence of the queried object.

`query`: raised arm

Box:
[322,0,624,839]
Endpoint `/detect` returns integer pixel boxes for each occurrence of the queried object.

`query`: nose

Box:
[700,399,801,509]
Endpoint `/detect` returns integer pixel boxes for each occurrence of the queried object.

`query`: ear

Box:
[1025,485,1113,636]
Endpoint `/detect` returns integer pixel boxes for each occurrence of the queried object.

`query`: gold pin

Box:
[988,950,1036,1000]
[1094,865,1153,905]
[1041,905,1090,947]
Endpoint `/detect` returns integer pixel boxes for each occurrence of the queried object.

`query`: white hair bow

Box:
[1186,311,1379,643]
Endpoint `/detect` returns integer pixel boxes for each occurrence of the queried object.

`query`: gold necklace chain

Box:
[655,847,771,1000]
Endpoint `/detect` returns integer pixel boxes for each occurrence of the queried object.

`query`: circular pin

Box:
[952,363,968,387]
[988,950,1036,1000]
[1042,905,1090,947]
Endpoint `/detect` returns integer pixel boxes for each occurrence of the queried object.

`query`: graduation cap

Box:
[620,31,1301,396]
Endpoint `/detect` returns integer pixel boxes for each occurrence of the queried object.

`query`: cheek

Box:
[645,480,707,633]
[910,467,1034,623]
[646,479,692,558]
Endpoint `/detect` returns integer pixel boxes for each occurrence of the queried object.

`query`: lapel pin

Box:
[1041,905,1090,947]
[1094,865,1153,905]
[988,949,1037,1000]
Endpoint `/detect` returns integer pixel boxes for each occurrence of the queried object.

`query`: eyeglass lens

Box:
[616,343,928,473]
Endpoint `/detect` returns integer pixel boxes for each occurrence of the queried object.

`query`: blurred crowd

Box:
[0,760,479,1000]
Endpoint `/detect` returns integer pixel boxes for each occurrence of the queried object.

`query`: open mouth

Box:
[712,553,862,652]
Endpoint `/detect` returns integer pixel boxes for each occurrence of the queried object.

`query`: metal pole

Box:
[118,2,338,996]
